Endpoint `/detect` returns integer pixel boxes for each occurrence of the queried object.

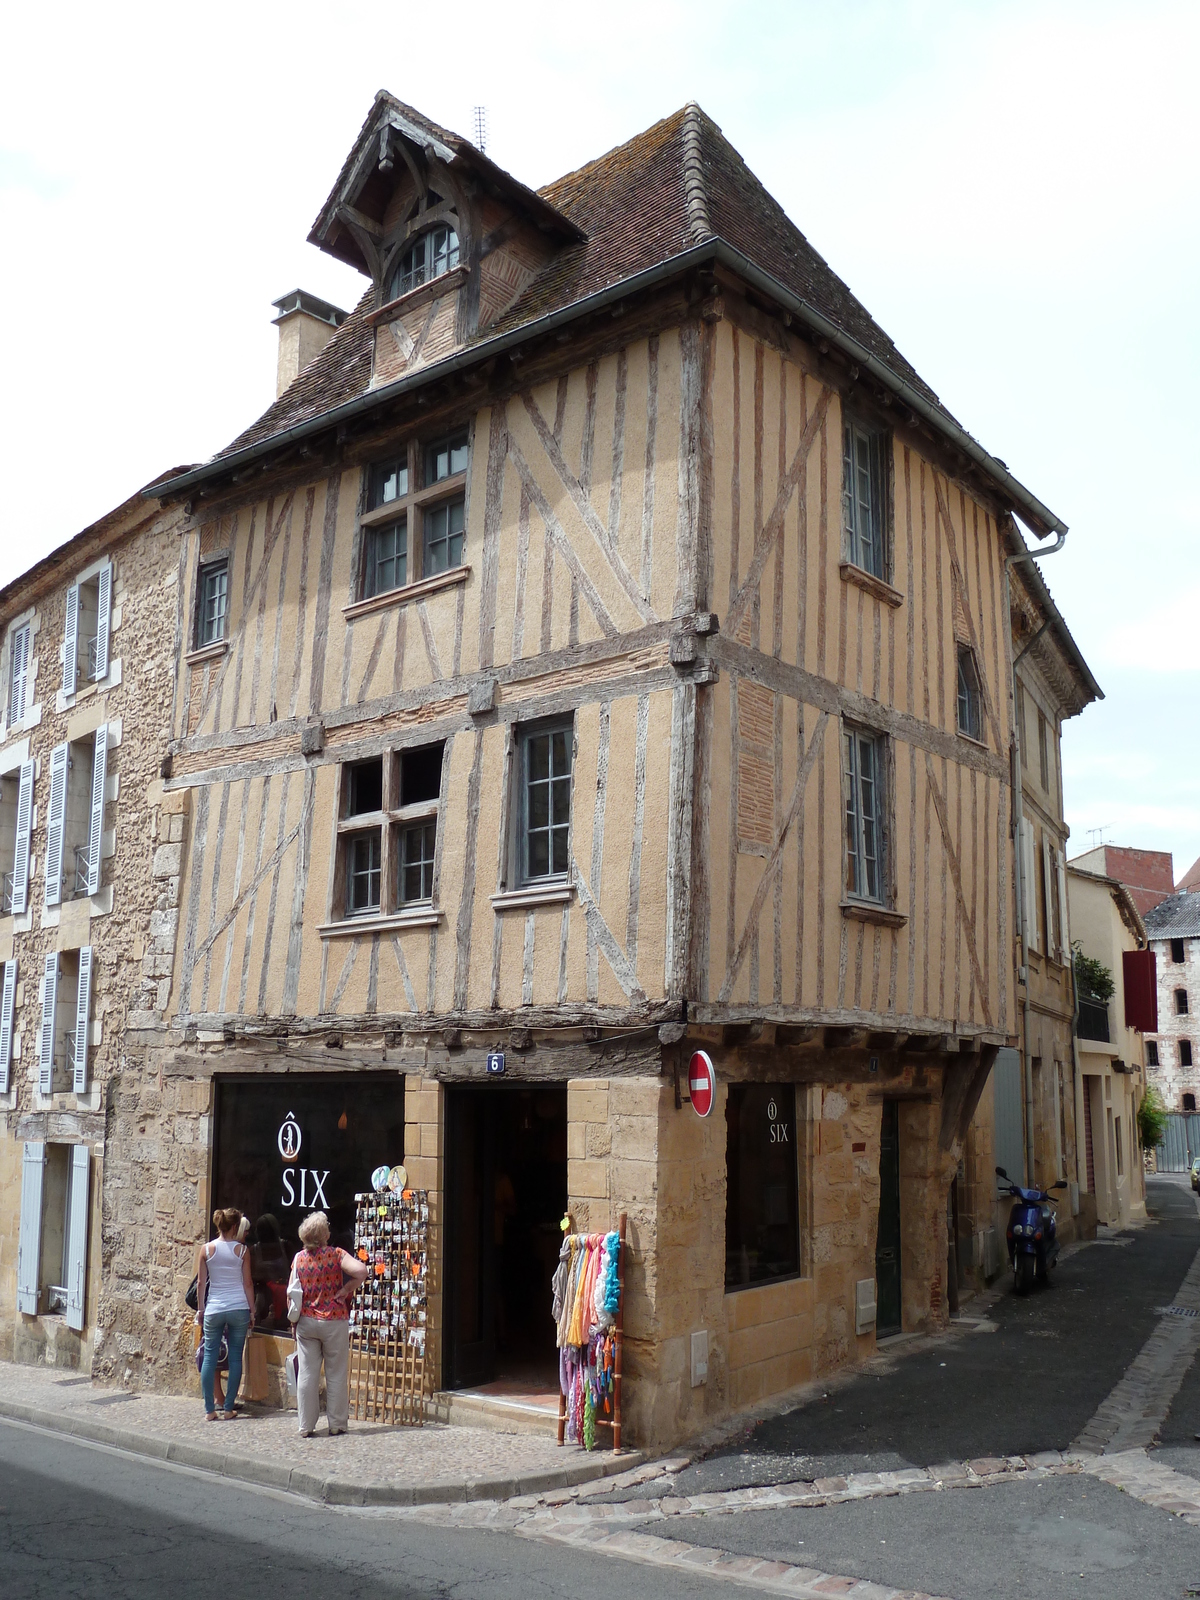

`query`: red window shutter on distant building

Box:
[1123,948,1158,1033]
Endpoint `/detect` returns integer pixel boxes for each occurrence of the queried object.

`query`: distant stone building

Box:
[1143,889,1200,1111]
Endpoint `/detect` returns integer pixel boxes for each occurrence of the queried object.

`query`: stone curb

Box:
[0,1396,643,1506]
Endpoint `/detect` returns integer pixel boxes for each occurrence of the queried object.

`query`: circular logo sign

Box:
[688,1050,716,1118]
[278,1112,302,1162]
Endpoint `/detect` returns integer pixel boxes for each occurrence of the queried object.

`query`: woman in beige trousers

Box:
[288,1210,368,1436]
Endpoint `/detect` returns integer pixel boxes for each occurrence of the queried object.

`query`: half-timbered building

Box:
[75,96,1092,1446]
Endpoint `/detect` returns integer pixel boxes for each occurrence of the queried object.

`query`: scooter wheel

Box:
[1015,1255,1035,1296]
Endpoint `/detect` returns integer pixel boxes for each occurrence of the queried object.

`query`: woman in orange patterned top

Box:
[288,1210,369,1437]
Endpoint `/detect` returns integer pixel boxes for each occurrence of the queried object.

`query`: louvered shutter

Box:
[38,951,58,1094]
[93,564,112,681]
[17,1142,45,1314]
[1056,849,1070,963]
[1020,818,1040,953]
[73,946,93,1094]
[86,726,108,896]
[1042,835,1058,961]
[11,757,34,915]
[63,584,79,693]
[0,959,15,1094]
[45,742,68,907]
[9,623,29,724]
[65,1144,91,1331]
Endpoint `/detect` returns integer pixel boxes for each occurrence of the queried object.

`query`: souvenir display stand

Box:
[348,1188,430,1426]
[555,1210,626,1453]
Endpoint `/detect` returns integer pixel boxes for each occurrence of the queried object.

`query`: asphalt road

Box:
[661,1174,1200,1494]
[650,1473,1200,1600]
[0,1420,694,1600]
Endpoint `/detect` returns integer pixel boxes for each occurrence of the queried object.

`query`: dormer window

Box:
[386,227,460,302]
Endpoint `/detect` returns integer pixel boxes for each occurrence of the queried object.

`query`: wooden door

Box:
[876,1101,902,1336]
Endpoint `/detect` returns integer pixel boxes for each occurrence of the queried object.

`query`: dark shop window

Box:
[725,1083,800,1291]
[211,1074,405,1335]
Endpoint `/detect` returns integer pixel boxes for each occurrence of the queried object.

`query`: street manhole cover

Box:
[1154,1305,1199,1318]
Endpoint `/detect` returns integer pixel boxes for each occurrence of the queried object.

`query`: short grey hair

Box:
[298,1211,330,1248]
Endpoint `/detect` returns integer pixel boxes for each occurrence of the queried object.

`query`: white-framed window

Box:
[195,558,229,647]
[358,430,469,600]
[16,1140,91,1329]
[843,724,885,903]
[956,644,982,741]
[7,621,31,725]
[332,742,444,920]
[842,416,888,579]
[44,727,109,908]
[63,562,113,693]
[517,721,574,885]
[386,226,460,301]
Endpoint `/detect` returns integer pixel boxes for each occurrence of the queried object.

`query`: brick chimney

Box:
[271,290,347,398]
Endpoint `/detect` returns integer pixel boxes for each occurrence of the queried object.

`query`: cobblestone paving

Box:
[0,1359,624,1501]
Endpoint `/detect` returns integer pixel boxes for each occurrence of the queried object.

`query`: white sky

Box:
[1,0,1196,876]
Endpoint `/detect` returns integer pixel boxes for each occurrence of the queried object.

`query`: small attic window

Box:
[386,227,460,301]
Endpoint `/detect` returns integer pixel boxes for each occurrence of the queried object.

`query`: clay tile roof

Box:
[1144,890,1200,941]
[218,102,958,461]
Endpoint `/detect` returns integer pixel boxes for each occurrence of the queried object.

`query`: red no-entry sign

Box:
[688,1050,716,1117]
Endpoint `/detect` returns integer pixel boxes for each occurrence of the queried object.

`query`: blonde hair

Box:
[212,1207,242,1237]
[298,1211,330,1248]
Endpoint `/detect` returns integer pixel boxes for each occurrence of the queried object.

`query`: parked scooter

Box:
[995,1166,1068,1295]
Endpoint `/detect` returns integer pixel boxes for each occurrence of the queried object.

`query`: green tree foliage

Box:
[1137,1085,1169,1151]
[1073,943,1115,1003]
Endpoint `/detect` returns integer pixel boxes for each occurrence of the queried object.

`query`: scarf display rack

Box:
[553,1210,626,1452]
[348,1188,430,1426]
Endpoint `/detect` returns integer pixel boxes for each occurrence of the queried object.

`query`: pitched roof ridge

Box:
[681,102,713,244]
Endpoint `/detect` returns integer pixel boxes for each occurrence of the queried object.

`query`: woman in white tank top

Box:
[196,1207,255,1420]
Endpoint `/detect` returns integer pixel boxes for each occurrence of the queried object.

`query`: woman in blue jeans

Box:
[195,1207,255,1420]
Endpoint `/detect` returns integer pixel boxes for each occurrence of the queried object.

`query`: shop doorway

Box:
[443,1082,567,1391]
[876,1100,902,1336]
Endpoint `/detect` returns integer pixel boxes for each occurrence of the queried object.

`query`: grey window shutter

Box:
[1042,835,1057,961]
[93,564,112,681]
[45,742,68,908]
[9,624,29,724]
[86,726,108,896]
[11,757,34,915]
[73,946,93,1094]
[1056,848,1070,961]
[17,1141,45,1315]
[0,958,15,1094]
[38,951,58,1094]
[1021,818,1040,954]
[65,1144,91,1331]
[63,584,79,694]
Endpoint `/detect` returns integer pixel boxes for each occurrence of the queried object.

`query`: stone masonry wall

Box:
[0,503,185,1373]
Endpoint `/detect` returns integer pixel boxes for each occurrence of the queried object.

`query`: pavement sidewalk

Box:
[0,1359,641,1506]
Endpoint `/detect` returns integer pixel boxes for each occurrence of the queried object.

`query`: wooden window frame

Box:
[841,412,891,583]
[357,431,469,604]
[386,225,461,303]
[842,721,889,908]
[195,556,230,649]
[330,744,444,923]
[956,644,983,743]
[514,718,574,889]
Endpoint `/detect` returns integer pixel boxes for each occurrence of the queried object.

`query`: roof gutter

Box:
[151,237,1067,544]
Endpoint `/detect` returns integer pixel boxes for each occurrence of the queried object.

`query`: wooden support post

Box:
[613,1210,626,1453]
